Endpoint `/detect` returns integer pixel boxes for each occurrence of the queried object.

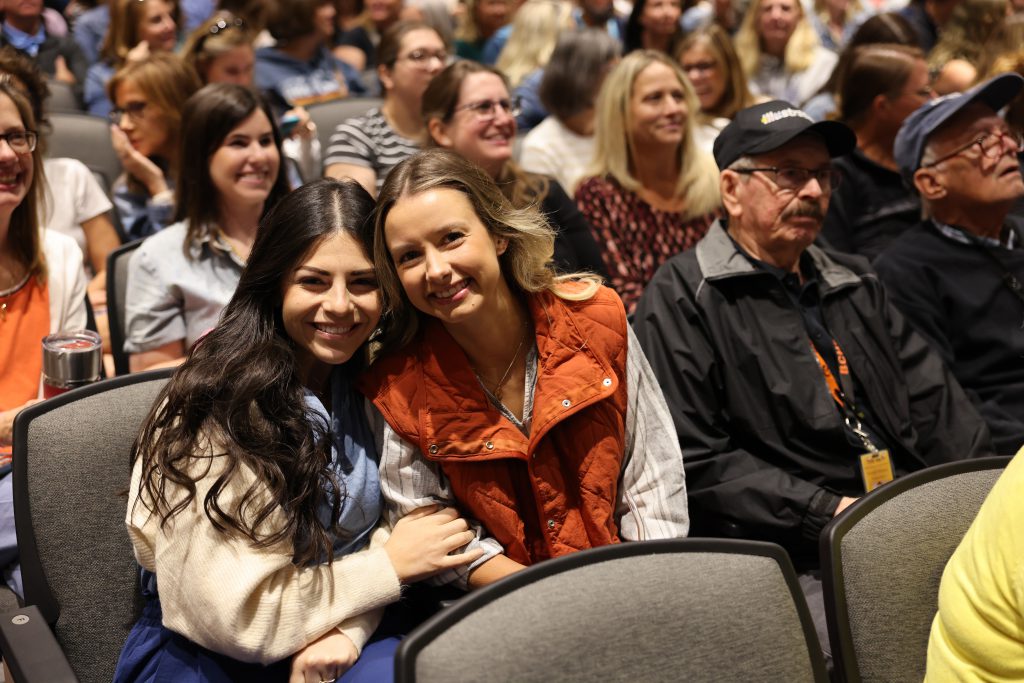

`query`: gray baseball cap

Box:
[894,73,1024,187]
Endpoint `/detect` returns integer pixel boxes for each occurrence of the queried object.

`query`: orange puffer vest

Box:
[360,286,629,565]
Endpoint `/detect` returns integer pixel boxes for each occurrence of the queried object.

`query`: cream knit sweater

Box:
[126,446,402,665]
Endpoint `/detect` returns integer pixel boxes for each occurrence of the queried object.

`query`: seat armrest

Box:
[0,605,78,682]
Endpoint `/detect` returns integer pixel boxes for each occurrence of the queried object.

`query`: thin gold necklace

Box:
[479,326,529,403]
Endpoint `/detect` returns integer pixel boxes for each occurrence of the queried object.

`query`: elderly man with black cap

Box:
[632,99,992,640]
[873,73,1024,456]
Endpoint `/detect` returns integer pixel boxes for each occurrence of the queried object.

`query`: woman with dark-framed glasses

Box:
[421,60,607,277]
[107,53,201,241]
[0,78,87,596]
[325,21,447,196]
[576,50,721,312]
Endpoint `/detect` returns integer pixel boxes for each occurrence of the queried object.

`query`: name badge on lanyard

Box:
[812,339,894,493]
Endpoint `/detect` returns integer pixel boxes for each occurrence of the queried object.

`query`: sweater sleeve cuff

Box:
[802,488,841,542]
[336,608,384,654]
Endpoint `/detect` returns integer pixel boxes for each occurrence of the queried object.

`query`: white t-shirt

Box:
[519,116,596,196]
[42,157,114,272]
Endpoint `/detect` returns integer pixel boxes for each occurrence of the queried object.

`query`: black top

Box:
[542,179,610,279]
[335,25,376,69]
[874,219,1024,454]
[820,149,921,260]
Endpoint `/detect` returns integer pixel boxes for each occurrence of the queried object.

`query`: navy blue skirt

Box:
[113,599,400,683]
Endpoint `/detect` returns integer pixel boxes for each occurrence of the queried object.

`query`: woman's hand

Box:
[0,401,41,446]
[125,40,151,63]
[109,125,169,197]
[384,505,484,583]
[289,629,358,683]
[283,107,317,141]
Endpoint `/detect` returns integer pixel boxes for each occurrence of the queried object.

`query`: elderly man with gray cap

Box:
[873,73,1024,456]
[632,99,992,641]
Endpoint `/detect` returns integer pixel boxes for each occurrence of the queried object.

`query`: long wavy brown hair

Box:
[132,179,376,566]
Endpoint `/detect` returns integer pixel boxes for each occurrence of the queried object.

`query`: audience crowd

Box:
[2,0,1024,677]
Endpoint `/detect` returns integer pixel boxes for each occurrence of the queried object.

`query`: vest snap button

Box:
[547,519,555,529]
[602,377,612,387]
[428,444,439,454]
[561,399,571,407]
[485,441,494,450]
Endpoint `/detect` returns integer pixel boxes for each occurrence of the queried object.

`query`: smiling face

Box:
[429,72,515,178]
[383,187,512,329]
[629,60,688,152]
[281,230,381,386]
[0,93,33,218]
[208,108,280,214]
[205,45,256,86]
[680,43,725,112]
[138,0,178,51]
[113,80,172,158]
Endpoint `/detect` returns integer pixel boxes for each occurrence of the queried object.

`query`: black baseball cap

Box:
[713,100,856,170]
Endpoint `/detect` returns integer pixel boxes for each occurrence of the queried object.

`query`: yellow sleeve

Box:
[926,450,1024,682]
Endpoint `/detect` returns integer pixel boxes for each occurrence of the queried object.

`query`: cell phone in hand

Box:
[279,113,301,137]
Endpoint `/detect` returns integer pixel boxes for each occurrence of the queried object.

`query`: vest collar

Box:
[415,290,619,458]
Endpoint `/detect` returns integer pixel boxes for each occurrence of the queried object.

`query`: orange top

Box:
[1,274,49,411]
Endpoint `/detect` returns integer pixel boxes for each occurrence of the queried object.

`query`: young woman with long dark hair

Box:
[114,178,480,682]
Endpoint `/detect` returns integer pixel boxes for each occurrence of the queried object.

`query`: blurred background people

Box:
[107,52,201,240]
[519,28,620,193]
[0,0,89,102]
[494,0,572,132]
[454,0,510,61]
[84,0,182,116]
[181,11,254,85]
[803,11,921,120]
[675,24,757,151]
[734,0,838,105]
[576,51,720,311]
[254,0,365,111]
[822,44,933,258]
[325,20,446,194]
[334,0,405,71]
[623,0,682,56]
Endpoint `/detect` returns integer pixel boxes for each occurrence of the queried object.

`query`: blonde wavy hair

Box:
[587,50,720,219]
[494,0,573,87]
[734,0,820,76]
[373,149,600,351]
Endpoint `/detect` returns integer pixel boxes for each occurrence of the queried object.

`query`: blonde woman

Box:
[495,0,574,131]
[495,0,572,87]
[675,24,758,150]
[733,0,837,106]
[575,50,721,312]
[364,148,689,589]
[83,0,182,116]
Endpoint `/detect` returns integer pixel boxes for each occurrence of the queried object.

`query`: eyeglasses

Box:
[108,102,148,125]
[681,60,717,74]
[0,131,37,153]
[734,165,841,192]
[396,49,448,68]
[923,129,1024,168]
[453,96,522,121]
